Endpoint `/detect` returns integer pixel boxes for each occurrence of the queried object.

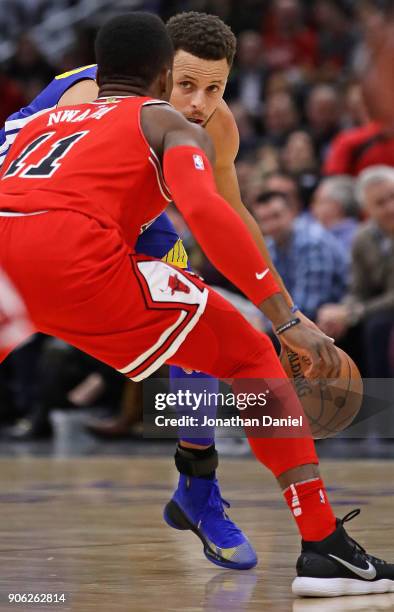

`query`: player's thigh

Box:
[167,286,274,378]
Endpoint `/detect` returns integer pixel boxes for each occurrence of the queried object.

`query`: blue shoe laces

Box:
[200,480,244,545]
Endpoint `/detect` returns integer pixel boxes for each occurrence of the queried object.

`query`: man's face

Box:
[264,175,301,213]
[307,88,340,133]
[170,50,229,125]
[311,183,343,228]
[253,197,295,242]
[364,179,394,234]
[265,93,298,135]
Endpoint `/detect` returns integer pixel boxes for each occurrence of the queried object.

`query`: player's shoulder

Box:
[54,64,97,83]
[4,65,97,125]
[36,64,97,106]
[205,99,239,164]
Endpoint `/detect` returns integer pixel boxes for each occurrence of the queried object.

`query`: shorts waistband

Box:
[0,210,49,217]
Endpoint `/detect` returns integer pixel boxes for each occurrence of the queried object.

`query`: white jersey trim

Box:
[0,210,49,217]
[1,105,57,168]
[142,100,172,108]
[118,310,187,375]
[4,106,56,133]
[123,290,208,382]
[117,260,208,381]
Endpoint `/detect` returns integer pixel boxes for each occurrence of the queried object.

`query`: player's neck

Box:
[98,83,149,99]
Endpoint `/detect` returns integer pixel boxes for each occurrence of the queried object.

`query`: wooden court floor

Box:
[0,456,393,612]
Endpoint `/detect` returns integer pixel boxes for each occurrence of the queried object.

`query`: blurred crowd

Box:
[0,0,393,441]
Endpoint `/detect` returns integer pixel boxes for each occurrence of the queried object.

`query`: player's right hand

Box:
[279,323,340,381]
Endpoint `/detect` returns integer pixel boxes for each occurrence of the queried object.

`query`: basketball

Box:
[280,346,363,439]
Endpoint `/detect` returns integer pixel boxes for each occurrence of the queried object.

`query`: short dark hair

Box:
[256,190,291,207]
[166,12,236,67]
[95,12,174,86]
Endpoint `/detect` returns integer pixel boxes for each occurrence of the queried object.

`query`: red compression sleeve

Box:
[163,146,280,306]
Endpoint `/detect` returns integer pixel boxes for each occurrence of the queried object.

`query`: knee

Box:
[228,332,277,379]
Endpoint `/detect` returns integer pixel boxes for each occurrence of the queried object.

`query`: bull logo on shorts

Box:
[161,273,191,296]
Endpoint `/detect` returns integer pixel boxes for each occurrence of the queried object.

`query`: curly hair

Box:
[166,12,236,67]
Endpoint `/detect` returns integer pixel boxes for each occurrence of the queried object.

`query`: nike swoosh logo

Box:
[256,269,269,280]
[328,554,377,580]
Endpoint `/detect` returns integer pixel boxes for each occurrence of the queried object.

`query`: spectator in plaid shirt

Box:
[252,190,348,321]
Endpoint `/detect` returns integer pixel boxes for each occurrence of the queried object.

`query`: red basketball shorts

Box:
[0,210,220,379]
[0,208,292,387]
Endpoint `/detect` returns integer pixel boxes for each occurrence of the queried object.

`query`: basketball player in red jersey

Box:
[0,12,332,572]
[55,15,340,552]
[0,14,393,597]
[7,12,343,571]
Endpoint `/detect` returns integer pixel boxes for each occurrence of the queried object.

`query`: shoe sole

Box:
[292,576,394,597]
[163,500,257,570]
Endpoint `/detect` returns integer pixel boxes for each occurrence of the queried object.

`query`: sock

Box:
[176,443,217,480]
[283,477,336,541]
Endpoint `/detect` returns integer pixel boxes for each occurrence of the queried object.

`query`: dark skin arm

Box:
[141,104,340,379]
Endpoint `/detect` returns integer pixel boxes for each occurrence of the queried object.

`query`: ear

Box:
[160,68,173,102]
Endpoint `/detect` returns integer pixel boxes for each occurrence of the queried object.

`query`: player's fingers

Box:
[328,342,341,378]
[303,349,323,381]
[318,341,340,380]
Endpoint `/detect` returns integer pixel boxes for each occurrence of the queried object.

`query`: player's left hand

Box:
[275,309,334,349]
[278,323,340,381]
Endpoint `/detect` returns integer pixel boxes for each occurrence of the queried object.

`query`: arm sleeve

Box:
[163,145,280,306]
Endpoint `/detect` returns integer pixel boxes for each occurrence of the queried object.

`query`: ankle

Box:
[175,443,218,480]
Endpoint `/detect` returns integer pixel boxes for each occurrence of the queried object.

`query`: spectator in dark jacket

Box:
[318,166,394,376]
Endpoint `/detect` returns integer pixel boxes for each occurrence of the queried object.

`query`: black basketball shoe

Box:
[292,509,394,597]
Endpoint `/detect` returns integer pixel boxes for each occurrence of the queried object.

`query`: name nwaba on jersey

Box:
[47,105,115,126]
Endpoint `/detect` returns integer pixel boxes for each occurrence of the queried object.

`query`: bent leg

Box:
[167,287,318,475]
[169,288,337,543]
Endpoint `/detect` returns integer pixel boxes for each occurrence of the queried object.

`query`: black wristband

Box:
[275,317,301,335]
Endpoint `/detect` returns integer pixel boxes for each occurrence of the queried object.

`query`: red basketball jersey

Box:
[0,96,172,248]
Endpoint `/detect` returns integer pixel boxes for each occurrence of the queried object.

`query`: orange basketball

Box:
[280,347,363,439]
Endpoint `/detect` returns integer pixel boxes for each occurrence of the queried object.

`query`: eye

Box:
[179,81,193,90]
[208,85,220,93]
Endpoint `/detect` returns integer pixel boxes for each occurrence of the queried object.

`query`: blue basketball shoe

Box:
[163,474,257,570]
